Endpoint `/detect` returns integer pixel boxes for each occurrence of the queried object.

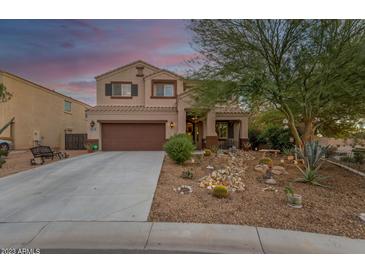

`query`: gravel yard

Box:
[0,150,88,178]
[149,151,365,239]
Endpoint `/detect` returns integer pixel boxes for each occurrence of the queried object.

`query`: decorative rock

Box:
[264,178,277,185]
[271,166,288,175]
[360,213,365,222]
[262,186,278,192]
[174,185,193,194]
[254,164,268,173]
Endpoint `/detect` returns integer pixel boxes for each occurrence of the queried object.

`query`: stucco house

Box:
[0,71,90,150]
[86,60,248,151]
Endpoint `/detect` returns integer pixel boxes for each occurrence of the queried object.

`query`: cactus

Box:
[212,185,229,198]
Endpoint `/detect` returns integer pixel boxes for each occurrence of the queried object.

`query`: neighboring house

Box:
[86,60,248,151]
[0,71,90,150]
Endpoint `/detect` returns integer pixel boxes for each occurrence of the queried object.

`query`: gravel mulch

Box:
[149,151,365,239]
[0,150,88,178]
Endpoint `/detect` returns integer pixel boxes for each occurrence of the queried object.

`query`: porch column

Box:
[234,121,240,148]
[177,108,186,134]
[206,110,218,148]
[239,116,249,149]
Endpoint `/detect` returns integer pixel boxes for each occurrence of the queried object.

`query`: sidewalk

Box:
[1,221,364,253]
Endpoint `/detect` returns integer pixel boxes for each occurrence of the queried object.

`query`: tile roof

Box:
[87,105,177,113]
[215,106,247,114]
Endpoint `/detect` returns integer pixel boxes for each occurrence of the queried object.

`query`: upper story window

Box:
[152,80,176,98]
[64,100,72,113]
[112,82,131,97]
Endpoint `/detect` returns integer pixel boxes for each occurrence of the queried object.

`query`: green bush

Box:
[340,155,354,163]
[353,151,364,164]
[258,157,273,166]
[0,158,5,168]
[181,169,194,179]
[203,149,212,157]
[0,150,9,157]
[212,185,229,198]
[261,126,293,151]
[164,134,195,164]
[249,126,294,151]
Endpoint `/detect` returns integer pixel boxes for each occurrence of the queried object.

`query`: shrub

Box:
[164,134,195,164]
[203,149,212,157]
[248,128,266,150]
[261,126,294,151]
[0,150,8,157]
[212,185,229,198]
[340,155,355,163]
[325,146,337,158]
[259,157,273,166]
[209,144,219,154]
[0,158,5,168]
[181,169,194,179]
[353,151,364,164]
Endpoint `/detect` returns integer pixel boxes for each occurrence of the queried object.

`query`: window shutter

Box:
[105,83,112,96]
[131,84,138,96]
[228,123,234,138]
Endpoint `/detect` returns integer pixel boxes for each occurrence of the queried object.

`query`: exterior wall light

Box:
[90,120,95,128]
[169,121,176,128]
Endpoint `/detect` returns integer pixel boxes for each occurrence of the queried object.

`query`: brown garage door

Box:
[101,122,166,151]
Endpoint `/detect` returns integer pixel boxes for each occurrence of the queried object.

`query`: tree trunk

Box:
[281,104,303,149]
[302,119,314,144]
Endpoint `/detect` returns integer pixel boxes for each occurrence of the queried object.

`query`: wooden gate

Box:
[65,134,87,150]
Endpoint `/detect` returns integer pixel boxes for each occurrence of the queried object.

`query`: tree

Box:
[188,20,365,147]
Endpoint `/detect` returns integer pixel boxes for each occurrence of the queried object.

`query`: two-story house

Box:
[0,70,90,150]
[86,60,248,151]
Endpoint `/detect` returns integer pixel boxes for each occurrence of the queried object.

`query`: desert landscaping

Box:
[149,149,365,239]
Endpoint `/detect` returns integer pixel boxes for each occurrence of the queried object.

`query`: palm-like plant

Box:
[295,141,329,187]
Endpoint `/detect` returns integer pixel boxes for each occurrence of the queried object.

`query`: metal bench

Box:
[30,146,64,165]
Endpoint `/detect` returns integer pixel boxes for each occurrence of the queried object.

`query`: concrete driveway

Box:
[0,151,164,222]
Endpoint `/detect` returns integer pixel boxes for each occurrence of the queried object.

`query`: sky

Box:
[0,20,196,105]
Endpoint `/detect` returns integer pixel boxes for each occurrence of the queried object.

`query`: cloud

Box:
[0,19,195,104]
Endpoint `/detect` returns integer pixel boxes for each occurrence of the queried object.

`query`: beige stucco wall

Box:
[96,62,157,106]
[0,72,89,150]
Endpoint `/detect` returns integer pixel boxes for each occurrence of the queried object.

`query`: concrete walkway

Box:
[1,221,364,253]
[0,152,164,222]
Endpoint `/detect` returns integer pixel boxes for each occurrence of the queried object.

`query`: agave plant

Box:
[295,166,328,187]
[295,141,330,187]
[296,141,329,170]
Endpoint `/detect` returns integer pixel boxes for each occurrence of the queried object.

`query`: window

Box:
[112,83,131,97]
[152,82,175,97]
[216,122,228,139]
[64,101,72,112]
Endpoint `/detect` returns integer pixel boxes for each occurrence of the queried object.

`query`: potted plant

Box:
[284,184,302,208]
[283,148,294,161]
[84,143,93,153]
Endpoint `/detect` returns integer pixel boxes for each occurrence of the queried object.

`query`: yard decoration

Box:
[284,184,302,208]
[164,134,195,164]
[174,185,193,195]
